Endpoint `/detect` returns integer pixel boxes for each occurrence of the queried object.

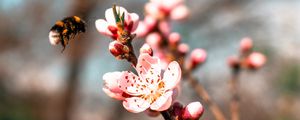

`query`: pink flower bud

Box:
[168,32,181,45]
[240,37,253,53]
[227,55,240,69]
[170,5,190,21]
[182,102,204,120]
[134,21,149,38]
[144,15,157,30]
[246,52,266,69]
[171,101,183,117]
[146,32,162,49]
[140,44,153,56]
[159,20,171,36]
[145,2,163,19]
[190,49,207,67]
[162,0,183,12]
[109,41,128,58]
[177,43,189,55]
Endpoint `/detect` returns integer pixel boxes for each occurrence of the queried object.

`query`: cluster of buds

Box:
[169,101,204,120]
[132,0,207,72]
[134,0,189,38]
[228,37,267,71]
[96,5,139,64]
[145,0,190,21]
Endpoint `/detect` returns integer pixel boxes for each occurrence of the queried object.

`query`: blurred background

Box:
[0,0,299,120]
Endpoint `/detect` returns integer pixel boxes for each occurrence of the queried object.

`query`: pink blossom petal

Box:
[163,61,181,90]
[161,0,183,12]
[123,97,151,113]
[102,87,125,100]
[159,20,171,36]
[136,54,161,78]
[150,91,173,111]
[118,71,145,95]
[170,5,190,21]
[103,72,123,93]
[95,19,113,36]
[145,2,162,19]
[127,13,139,32]
[155,51,169,70]
[146,32,162,49]
[105,6,128,25]
[134,21,149,38]
[102,72,125,100]
[144,15,157,30]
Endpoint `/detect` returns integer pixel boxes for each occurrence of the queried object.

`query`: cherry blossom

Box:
[145,0,189,21]
[102,54,181,113]
[95,5,139,40]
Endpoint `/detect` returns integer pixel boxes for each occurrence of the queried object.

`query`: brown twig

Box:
[161,110,173,120]
[185,72,226,120]
[229,70,240,120]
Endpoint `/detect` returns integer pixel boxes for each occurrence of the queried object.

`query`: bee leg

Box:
[60,35,66,53]
[71,34,75,39]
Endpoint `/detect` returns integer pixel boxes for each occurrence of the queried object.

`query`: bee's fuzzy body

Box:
[49,16,86,52]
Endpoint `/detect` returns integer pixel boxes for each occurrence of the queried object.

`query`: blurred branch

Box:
[60,0,98,120]
[229,71,240,120]
[185,72,226,120]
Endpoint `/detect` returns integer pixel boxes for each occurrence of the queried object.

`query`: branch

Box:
[185,72,226,120]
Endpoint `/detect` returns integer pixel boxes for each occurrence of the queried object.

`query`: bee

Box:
[49,16,86,52]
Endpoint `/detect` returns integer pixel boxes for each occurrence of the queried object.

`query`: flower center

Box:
[141,80,165,104]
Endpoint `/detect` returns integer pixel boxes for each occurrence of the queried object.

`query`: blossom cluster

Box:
[91,1,267,120]
[95,3,204,119]
[228,37,267,71]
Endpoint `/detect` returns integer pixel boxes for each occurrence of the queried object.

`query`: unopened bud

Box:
[146,32,162,49]
[168,32,181,46]
[170,101,183,117]
[170,5,190,21]
[177,43,189,56]
[227,55,240,69]
[159,20,171,36]
[140,44,153,56]
[240,37,253,54]
[109,41,128,58]
[189,49,207,69]
[246,52,266,69]
[144,15,157,30]
[182,102,204,120]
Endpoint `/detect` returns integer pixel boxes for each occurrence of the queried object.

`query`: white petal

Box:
[105,6,128,25]
[118,71,145,95]
[136,54,161,79]
[150,91,173,111]
[163,61,181,90]
[128,13,139,32]
[123,97,150,113]
[95,19,113,36]
[103,72,123,93]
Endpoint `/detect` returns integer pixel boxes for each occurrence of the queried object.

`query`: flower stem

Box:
[125,42,137,67]
[186,72,226,120]
[161,111,173,120]
[229,70,240,120]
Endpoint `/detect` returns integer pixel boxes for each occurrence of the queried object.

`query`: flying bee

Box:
[49,16,86,52]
